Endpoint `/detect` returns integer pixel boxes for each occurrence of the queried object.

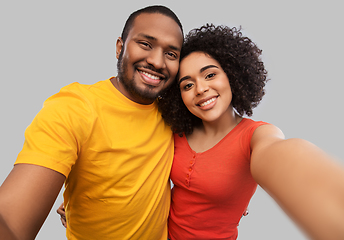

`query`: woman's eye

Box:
[183,83,193,90]
[205,73,215,79]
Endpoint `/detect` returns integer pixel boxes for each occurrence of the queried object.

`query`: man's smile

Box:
[137,68,167,87]
[138,70,161,80]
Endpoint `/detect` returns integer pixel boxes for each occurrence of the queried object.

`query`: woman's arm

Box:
[56,203,67,228]
[250,124,344,240]
[0,164,65,240]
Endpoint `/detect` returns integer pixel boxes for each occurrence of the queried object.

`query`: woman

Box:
[158,24,344,240]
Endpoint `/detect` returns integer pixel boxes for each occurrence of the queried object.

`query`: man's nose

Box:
[146,49,166,70]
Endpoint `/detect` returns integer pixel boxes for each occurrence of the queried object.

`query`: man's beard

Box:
[117,52,161,102]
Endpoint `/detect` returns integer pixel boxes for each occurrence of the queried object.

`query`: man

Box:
[0,5,183,240]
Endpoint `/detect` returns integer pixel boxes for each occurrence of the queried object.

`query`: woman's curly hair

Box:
[158,24,268,136]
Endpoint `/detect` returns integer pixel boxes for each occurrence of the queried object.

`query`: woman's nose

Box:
[195,80,209,95]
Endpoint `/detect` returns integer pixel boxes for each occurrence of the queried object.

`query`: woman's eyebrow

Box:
[200,65,218,73]
[178,76,190,85]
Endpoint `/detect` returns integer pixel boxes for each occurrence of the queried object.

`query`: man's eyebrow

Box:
[178,65,219,85]
[169,45,181,52]
[137,33,181,52]
[138,33,157,41]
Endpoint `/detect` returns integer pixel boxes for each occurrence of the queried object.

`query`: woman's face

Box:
[178,51,233,123]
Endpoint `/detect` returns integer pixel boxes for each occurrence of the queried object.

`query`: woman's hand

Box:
[56,203,67,228]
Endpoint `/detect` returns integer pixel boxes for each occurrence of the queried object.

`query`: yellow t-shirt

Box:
[15,78,174,240]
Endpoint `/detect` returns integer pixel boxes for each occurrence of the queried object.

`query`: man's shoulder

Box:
[42,80,111,115]
[60,79,110,93]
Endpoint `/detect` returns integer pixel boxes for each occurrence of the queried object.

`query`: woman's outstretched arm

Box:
[250,124,344,240]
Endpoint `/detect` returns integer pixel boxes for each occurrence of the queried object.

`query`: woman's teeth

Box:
[200,97,216,107]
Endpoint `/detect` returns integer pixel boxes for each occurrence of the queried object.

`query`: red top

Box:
[168,118,268,240]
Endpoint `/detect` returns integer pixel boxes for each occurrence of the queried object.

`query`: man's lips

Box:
[138,69,166,86]
[137,66,167,80]
[138,70,161,80]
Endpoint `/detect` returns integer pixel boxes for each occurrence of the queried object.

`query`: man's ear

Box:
[116,37,123,59]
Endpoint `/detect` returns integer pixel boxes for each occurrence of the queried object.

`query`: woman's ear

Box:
[116,37,123,59]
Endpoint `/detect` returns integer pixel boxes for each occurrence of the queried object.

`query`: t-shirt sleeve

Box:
[240,120,269,163]
[15,84,93,177]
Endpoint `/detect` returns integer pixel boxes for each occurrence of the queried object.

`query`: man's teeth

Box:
[200,97,216,107]
[139,70,160,80]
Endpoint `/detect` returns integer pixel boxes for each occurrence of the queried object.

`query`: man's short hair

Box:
[121,5,184,43]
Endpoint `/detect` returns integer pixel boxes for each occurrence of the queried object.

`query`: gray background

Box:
[1,0,343,239]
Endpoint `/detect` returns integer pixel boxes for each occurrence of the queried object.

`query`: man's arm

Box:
[0,164,65,240]
[250,124,344,240]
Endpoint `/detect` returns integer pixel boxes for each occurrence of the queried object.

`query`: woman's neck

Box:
[186,108,242,153]
[202,109,241,136]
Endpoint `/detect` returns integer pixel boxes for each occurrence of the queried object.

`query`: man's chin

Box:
[136,84,163,98]
[118,75,163,102]
[135,91,160,102]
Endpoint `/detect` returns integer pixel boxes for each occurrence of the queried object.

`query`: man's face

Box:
[116,13,183,104]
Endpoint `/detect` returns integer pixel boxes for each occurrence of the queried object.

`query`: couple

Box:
[1,5,344,240]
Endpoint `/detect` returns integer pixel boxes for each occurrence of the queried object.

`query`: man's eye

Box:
[166,52,177,59]
[139,42,151,48]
